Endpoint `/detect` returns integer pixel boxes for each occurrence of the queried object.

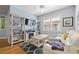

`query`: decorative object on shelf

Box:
[63,17,73,27]
[37,21,40,34]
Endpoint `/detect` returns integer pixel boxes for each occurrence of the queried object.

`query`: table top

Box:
[32,34,48,40]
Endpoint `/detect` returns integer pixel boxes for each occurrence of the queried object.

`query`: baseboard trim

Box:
[0,37,8,39]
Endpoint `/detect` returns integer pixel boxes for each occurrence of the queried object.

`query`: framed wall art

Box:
[63,17,73,27]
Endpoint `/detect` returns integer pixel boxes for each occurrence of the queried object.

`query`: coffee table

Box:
[30,34,49,47]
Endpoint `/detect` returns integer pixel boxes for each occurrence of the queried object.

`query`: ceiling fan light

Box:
[40,5,45,8]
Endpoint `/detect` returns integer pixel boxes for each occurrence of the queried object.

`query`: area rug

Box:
[20,42,43,54]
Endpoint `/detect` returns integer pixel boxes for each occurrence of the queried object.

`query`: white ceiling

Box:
[16,5,71,16]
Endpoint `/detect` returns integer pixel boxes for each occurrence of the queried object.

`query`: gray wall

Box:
[0,5,10,39]
[38,6,75,37]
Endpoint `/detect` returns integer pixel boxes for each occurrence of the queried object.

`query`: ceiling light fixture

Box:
[40,5,45,8]
[40,5,45,13]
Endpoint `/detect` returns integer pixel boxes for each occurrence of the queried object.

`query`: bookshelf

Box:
[9,14,25,46]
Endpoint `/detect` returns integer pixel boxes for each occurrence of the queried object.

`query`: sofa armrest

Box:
[64,45,70,53]
[43,43,64,54]
[69,45,79,54]
[64,45,79,54]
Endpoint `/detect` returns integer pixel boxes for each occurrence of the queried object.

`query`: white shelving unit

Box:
[9,14,26,46]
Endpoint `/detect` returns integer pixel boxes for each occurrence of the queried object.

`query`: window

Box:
[52,24,58,31]
[43,19,51,32]
[42,16,61,32]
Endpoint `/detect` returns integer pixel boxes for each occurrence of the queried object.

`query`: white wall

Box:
[75,5,79,30]
[38,5,75,36]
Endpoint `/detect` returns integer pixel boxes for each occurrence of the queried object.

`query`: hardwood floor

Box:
[0,39,25,54]
[0,39,9,47]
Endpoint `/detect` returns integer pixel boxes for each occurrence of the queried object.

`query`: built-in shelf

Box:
[10,14,25,45]
[13,39,24,44]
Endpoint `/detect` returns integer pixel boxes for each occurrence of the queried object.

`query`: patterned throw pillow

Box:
[63,32,68,40]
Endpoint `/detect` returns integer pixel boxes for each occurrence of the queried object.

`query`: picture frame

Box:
[1,16,6,29]
[63,17,73,27]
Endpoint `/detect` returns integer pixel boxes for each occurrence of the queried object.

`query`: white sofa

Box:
[43,43,79,54]
[43,31,79,54]
[43,43,71,54]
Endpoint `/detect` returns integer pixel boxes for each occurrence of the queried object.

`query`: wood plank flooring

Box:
[0,39,25,54]
[0,39,9,47]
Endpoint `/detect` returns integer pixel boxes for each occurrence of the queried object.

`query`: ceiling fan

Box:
[40,5,45,8]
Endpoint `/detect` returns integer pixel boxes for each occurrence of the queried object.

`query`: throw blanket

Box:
[48,39,65,51]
